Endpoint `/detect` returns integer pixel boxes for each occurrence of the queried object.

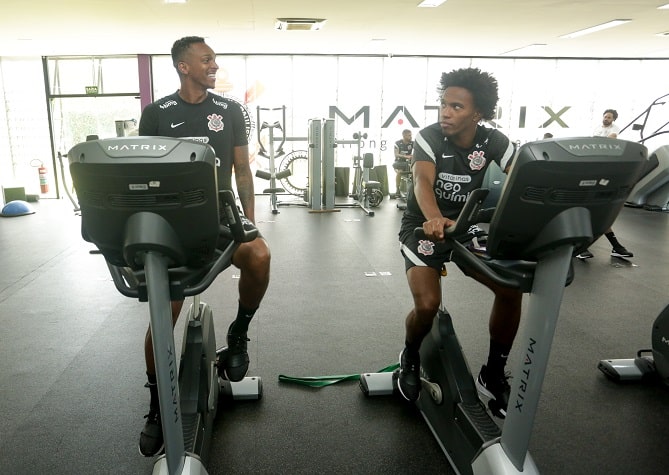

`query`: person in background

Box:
[396,68,520,419]
[577,108,633,259]
[136,35,271,457]
[392,129,414,198]
[593,109,620,138]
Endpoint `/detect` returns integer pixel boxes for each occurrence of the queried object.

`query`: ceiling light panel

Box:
[418,0,447,7]
[560,19,631,39]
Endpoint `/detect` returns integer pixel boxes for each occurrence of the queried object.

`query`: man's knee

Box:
[251,238,271,266]
[414,295,440,319]
[235,238,271,272]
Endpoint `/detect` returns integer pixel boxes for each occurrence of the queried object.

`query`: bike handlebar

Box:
[413,188,521,289]
[106,189,259,300]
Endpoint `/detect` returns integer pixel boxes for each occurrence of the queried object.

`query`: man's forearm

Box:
[236,177,255,223]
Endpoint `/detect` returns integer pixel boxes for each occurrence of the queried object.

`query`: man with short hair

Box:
[392,129,414,198]
[593,109,621,138]
[577,108,633,259]
[137,36,271,457]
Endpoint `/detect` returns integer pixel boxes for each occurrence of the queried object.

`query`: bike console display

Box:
[69,136,220,268]
[487,137,648,260]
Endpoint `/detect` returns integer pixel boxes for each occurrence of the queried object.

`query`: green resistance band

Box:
[278,363,399,388]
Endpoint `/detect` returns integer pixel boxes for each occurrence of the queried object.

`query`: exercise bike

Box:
[598,303,669,385]
[336,132,383,216]
[351,150,384,211]
[620,93,669,211]
[360,137,647,474]
[392,159,412,210]
[68,136,262,475]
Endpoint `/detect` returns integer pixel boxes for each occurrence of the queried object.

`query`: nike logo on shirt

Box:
[171,122,185,128]
[442,154,455,158]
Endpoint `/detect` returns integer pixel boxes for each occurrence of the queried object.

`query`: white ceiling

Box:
[2,0,669,58]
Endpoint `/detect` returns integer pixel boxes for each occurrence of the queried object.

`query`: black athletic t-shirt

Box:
[394,139,414,158]
[403,122,515,224]
[139,91,248,192]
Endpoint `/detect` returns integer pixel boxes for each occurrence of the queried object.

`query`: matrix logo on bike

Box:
[167,345,180,423]
[106,144,168,151]
[514,337,537,414]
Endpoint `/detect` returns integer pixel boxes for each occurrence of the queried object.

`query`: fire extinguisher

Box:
[39,165,49,193]
[31,159,49,194]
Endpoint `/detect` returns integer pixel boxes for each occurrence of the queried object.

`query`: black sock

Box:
[605,231,621,248]
[228,302,258,335]
[146,373,159,412]
[486,340,512,376]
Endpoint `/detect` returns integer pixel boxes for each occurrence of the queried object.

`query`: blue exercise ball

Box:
[1,200,35,217]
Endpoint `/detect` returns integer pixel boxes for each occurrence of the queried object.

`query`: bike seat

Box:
[364,180,381,189]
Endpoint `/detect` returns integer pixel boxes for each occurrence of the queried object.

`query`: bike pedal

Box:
[487,399,507,419]
[420,378,443,404]
[215,347,229,378]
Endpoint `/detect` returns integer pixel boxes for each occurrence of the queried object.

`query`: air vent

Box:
[522,187,548,202]
[523,187,624,204]
[81,191,104,207]
[81,189,207,209]
[275,18,326,31]
[109,193,181,208]
[550,189,591,203]
[182,189,206,205]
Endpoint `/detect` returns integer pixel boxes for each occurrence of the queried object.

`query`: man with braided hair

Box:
[397,68,520,418]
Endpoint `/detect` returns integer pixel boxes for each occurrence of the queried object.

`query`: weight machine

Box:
[301,118,382,215]
[255,106,292,214]
[271,118,382,215]
[276,117,336,213]
[276,150,309,201]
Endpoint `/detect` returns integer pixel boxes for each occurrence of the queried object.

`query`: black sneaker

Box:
[476,365,511,419]
[398,348,421,402]
[139,407,164,457]
[224,325,250,382]
[576,250,594,260]
[611,246,633,258]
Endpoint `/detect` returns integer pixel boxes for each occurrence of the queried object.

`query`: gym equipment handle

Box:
[218,189,258,244]
[414,227,519,289]
[413,188,520,289]
[106,190,258,300]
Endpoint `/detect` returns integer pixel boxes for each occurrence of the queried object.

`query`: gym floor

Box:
[1,194,668,474]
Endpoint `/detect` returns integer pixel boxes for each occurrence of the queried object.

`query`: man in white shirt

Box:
[593,109,621,138]
[577,108,633,260]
